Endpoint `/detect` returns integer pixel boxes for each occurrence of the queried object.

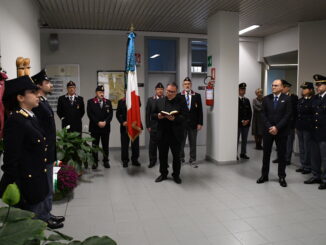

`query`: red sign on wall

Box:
[211,67,216,80]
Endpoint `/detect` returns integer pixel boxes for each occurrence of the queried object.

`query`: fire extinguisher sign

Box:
[211,68,216,80]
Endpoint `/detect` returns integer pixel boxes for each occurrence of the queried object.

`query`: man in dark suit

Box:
[273,80,298,165]
[238,82,252,160]
[31,69,65,228]
[178,77,203,167]
[57,81,85,135]
[257,79,292,187]
[152,82,187,184]
[87,85,113,169]
[304,74,326,190]
[146,82,164,168]
[0,76,62,229]
[116,96,141,168]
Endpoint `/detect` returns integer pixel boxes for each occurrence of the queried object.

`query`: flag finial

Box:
[130,24,135,32]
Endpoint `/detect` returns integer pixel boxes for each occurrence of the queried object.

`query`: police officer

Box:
[238,82,252,160]
[178,77,203,166]
[31,69,65,227]
[152,82,187,184]
[146,82,164,168]
[57,81,85,135]
[0,76,62,229]
[273,80,298,165]
[116,96,141,168]
[295,82,314,174]
[304,74,326,190]
[87,85,113,169]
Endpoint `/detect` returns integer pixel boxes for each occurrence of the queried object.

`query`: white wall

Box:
[298,20,326,83]
[263,27,299,57]
[40,29,206,147]
[239,39,263,141]
[0,0,41,78]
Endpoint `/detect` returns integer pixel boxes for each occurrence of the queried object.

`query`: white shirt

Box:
[320,91,326,98]
[22,108,35,117]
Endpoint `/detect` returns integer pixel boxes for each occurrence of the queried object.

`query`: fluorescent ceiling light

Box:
[150,54,160,58]
[239,25,260,35]
[270,64,298,67]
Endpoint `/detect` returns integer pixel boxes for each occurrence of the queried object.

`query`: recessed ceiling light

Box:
[150,54,160,59]
[239,25,260,35]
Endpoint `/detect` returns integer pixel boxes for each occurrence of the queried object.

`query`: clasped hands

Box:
[268,126,278,135]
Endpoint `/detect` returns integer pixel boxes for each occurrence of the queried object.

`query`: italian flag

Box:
[126,31,142,141]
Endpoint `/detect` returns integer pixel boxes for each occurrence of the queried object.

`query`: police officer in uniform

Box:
[57,81,85,135]
[238,82,252,160]
[304,74,326,190]
[116,96,141,168]
[152,82,187,184]
[146,82,164,168]
[295,82,314,174]
[31,69,65,227]
[0,76,62,229]
[87,85,113,169]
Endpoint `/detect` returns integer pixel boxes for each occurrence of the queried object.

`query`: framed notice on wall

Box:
[97,70,125,110]
[45,64,80,112]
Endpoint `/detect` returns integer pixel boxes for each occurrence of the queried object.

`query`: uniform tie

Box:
[186,91,190,110]
[69,96,74,105]
[99,99,103,108]
[273,96,278,109]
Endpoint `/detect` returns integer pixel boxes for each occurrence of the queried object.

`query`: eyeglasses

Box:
[167,90,177,94]
[271,85,280,87]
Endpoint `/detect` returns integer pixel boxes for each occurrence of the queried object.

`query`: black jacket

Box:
[87,97,113,133]
[145,96,161,132]
[178,91,203,129]
[261,93,292,136]
[116,98,142,132]
[0,109,49,205]
[57,95,85,133]
[33,97,57,163]
[151,96,187,142]
[238,97,252,127]
[287,93,299,129]
[295,97,314,131]
[311,94,326,141]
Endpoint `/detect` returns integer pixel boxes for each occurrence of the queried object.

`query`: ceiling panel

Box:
[35,0,326,37]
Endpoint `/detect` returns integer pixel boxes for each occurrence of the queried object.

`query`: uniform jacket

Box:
[178,91,203,129]
[287,93,299,129]
[295,97,314,131]
[151,96,187,143]
[33,97,57,163]
[311,94,326,141]
[87,97,113,133]
[57,94,85,132]
[145,96,162,132]
[0,109,49,205]
[238,97,252,127]
[261,93,292,136]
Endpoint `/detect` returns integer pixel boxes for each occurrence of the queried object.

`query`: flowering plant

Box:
[57,165,78,194]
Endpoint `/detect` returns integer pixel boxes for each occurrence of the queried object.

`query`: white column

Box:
[206,11,239,162]
[178,37,188,88]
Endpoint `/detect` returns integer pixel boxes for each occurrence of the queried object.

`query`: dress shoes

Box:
[296,168,304,173]
[50,215,65,223]
[304,177,321,184]
[256,176,269,184]
[272,159,279,163]
[47,218,64,229]
[132,161,141,167]
[148,162,156,168]
[240,154,250,159]
[103,161,110,168]
[155,175,167,183]
[318,183,326,190]
[301,169,311,174]
[286,161,291,166]
[279,177,287,187]
[173,176,182,184]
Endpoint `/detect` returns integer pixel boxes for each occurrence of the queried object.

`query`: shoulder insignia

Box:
[17,109,29,118]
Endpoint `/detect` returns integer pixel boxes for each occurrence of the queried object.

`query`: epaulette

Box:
[17,109,29,118]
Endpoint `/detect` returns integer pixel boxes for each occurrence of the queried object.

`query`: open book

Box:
[160,110,179,116]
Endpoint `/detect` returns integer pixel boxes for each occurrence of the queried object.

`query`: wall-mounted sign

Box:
[211,67,216,80]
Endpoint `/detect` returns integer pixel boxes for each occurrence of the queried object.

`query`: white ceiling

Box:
[35,0,326,37]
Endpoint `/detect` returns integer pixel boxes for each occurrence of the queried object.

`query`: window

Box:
[191,40,207,73]
[148,39,177,72]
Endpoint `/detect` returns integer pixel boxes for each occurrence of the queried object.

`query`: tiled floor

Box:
[3,144,326,245]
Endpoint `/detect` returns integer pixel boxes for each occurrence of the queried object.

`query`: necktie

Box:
[69,96,74,105]
[186,92,190,110]
[99,99,103,108]
[273,96,278,109]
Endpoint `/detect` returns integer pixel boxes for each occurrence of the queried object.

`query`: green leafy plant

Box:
[56,127,102,171]
[0,182,117,245]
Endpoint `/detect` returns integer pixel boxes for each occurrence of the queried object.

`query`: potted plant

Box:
[56,127,102,173]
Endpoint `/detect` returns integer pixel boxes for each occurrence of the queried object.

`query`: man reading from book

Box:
[152,82,187,184]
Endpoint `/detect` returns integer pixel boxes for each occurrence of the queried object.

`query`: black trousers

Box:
[262,133,287,178]
[238,126,249,155]
[158,134,181,177]
[149,131,159,164]
[91,131,110,162]
[120,128,139,163]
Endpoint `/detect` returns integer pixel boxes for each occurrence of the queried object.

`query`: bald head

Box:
[272,79,284,95]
